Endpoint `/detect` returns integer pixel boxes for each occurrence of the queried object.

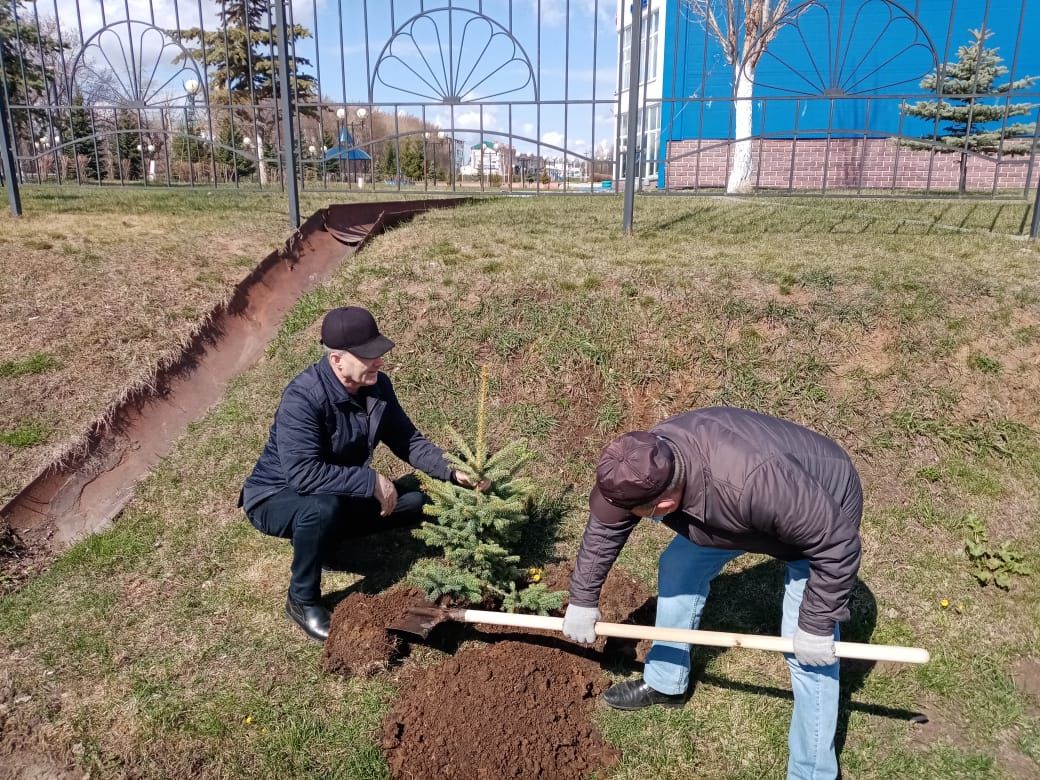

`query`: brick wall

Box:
[664,138,1037,192]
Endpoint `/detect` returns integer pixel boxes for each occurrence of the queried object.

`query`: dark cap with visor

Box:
[589,431,676,525]
[320,306,395,359]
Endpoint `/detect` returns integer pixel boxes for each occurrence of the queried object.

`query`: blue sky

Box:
[63,0,622,157]
[53,0,1040,156]
[294,0,623,157]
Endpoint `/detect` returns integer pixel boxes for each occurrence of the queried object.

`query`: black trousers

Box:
[246,479,426,605]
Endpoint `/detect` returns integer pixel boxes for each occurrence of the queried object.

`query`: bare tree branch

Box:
[684,0,803,70]
[685,0,737,63]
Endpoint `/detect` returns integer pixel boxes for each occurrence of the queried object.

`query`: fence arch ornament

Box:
[70,20,204,107]
[746,0,940,97]
[370,7,538,104]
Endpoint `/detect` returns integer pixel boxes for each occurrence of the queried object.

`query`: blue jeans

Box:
[643,535,840,780]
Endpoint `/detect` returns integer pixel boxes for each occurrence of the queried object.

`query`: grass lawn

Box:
[0,187,429,504]
[1,190,1039,778]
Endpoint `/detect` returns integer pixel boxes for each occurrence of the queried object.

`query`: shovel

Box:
[389,605,930,664]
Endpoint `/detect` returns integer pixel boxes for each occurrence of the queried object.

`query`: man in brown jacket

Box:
[562,407,862,780]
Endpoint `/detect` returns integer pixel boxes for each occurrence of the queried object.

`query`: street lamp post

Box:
[479,142,486,191]
[354,108,368,188]
[51,132,63,184]
[335,107,347,186]
[493,142,510,190]
[438,131,454,190]
[184,78,200,132]
[135,141,156,182]
[423,131,431,191]
[183,78,201,185]
[135,141,145,182]
[334,107,369,187]
[241,135,253,183]
[37,135,49,181]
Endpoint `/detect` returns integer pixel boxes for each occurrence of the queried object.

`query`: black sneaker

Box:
[285,597,331,642]
[603,678,685,710]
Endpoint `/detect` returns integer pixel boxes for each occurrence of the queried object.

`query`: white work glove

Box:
[793,627,836,667]
[562,604,600,644]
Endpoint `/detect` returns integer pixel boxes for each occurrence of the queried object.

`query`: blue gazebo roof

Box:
[323,127,371,161]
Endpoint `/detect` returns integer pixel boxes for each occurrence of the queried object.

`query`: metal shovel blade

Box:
[387,604,462,639]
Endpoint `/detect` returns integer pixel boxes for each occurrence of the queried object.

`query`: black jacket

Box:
[570,408,863,635]
[241,358,452,513]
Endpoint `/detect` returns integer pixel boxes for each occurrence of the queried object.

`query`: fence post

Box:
[273,0,300,229]
[622,1,643,235]
[0,55,22,217]
[1031,177,1039,239]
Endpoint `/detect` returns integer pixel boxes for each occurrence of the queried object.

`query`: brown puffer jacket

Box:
[569,407,863,635]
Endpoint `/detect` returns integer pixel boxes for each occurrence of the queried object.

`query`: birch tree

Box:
[684,0,797,193]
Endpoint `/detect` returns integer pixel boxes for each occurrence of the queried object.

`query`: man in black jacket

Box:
[241,306,485,642]
[562,408,862,780]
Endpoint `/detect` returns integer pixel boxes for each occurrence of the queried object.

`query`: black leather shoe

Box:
[603,679,685,711]
[285,597,331,642]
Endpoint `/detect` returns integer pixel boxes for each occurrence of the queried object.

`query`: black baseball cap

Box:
[589,431,675,525]
[320,306,395,358]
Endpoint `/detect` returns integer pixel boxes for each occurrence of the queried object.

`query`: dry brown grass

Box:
[0,188,366,503]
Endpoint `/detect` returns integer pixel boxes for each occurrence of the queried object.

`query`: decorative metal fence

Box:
[0,0,1037,235]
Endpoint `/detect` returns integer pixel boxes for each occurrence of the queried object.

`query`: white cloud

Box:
[521,122,536,136]
[456,109,500,132]
[578,0,617,24]
[541,130,565,148]
[58,0,319,106]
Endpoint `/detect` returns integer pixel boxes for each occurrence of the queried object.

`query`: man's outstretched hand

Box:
[373,473,398,517]
[453,470,491,492]
[562,604,600,644]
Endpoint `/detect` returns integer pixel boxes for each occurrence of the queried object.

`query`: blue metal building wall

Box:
[657,0,1040,187]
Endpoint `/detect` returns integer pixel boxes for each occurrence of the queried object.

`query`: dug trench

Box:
[0,198,467,589]
[1,195,654,778]
[322,562,657,779]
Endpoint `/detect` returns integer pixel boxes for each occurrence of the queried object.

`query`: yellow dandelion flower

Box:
[939,598,949,609]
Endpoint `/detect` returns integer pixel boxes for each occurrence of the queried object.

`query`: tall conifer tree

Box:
[172,0,317,106]
[67,92,103,181]
[901,29,1037,193]
[0,1,65,135]
[114,110,143,181]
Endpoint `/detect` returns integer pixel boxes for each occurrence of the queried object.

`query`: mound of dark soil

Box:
[380,640,618,780]
[323,563,657,778]
[321,587,427,677]
[322,562,657,678]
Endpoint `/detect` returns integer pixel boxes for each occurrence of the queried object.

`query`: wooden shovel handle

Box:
[458,610,930,665]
